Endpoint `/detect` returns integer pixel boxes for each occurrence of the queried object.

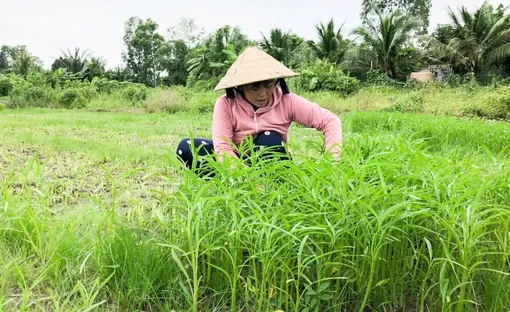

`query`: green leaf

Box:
[376,278,389,287]
[318,293,333,301]
[318,282,330,293]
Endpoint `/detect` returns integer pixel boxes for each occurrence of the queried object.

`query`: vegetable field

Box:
[0,109,509,311]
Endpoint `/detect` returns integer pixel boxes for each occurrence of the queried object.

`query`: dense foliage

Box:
[424,2,510,78]
[1,0,508,93]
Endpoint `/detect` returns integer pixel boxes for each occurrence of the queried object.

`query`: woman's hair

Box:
[226,78,290,99]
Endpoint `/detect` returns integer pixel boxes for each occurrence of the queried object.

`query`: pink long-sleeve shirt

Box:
[212,87,342,161]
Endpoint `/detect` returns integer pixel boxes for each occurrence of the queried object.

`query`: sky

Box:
[1,0,503,69]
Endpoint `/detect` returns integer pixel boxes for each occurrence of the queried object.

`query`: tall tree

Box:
[260,30,304,67]
[0,46,10,72]
[186,45,210,80]
[11,50,41,76]
[308,19,348,64]
[167,17,205,49]
[208,43,238,74]
[431,24,457,44]
[212,25,251,56]
[0,45,41,75]
[361,0,431,34]
[122,17,165,87]
[260,28,291,65]
[186,25,252,80]
[288,42,318,69]
[158,39,189,86]
[424,2,510,77]
[344,9,422,78]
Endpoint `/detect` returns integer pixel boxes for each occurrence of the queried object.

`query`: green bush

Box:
[293,61,359,95]
[25,71,47,87]
[447,74,462,88]
[91,77,123,94]
[364,69,397,86]
[385,91,425,113]
[0,103,5,111]
[0,75,14,96]
[186,76,221,91]
[8,82,57,108]
[192,96,216,113]
[79,86,98,102]
[58,88,88,109]
[464,88,510,120]
[122,85,148,105]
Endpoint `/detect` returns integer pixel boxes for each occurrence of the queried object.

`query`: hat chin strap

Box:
[225,79,291,99]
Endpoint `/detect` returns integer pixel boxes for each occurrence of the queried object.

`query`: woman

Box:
[176,47,342,176]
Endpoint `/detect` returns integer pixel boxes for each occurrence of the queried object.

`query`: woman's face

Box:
[241,79,276,107]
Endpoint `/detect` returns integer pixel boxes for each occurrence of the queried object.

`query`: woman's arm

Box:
[289,93,343,158]
[212,97,239,162]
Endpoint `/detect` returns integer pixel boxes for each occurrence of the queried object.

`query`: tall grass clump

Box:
[155,132,509,311]
[143,88,190,113]
[463,87,510,120]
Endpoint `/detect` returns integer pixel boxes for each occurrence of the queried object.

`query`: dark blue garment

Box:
[176,130,290,176]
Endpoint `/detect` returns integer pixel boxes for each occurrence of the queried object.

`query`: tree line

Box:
[1,0,509,88]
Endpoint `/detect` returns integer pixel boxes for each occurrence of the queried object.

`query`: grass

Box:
[4,83,510,120]
[0,106,509,311]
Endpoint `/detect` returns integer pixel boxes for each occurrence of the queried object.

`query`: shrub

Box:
[364,69,397,86]
[0,103,5,111]
[293,61,359,95]
[25,71,47,87]
[446,73,483,89]
[58,88,88,109]
[143,89,189,114]
[122,85,148,105]
[187,76,221,91]
[8,82,57,108]
[464,88,510,120]
[78,86,98,102]
[385,91,425,113]
[91,77,122,94]
[192,96,216,113]
[0,75,14,96]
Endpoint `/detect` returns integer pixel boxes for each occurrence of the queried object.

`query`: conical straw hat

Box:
[214,46,299,91]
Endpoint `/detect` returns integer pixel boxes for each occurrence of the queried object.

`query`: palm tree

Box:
[106,66,134,82]
[424,2,510,76]
[85,57,106,80]
[187,25,252,80]
[51,47,91,76]
[308,18,348,63]
[260,28,291,65]
[213,25,250,55]
[187,46,211,80]
[209,44,238,76]
[11,48,41,76]
[344,9,422,78]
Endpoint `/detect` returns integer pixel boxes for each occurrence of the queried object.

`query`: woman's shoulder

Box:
[215,94,240,106]
[214,94,234,110]
[280,91,309,106]
[213,94,236,117]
